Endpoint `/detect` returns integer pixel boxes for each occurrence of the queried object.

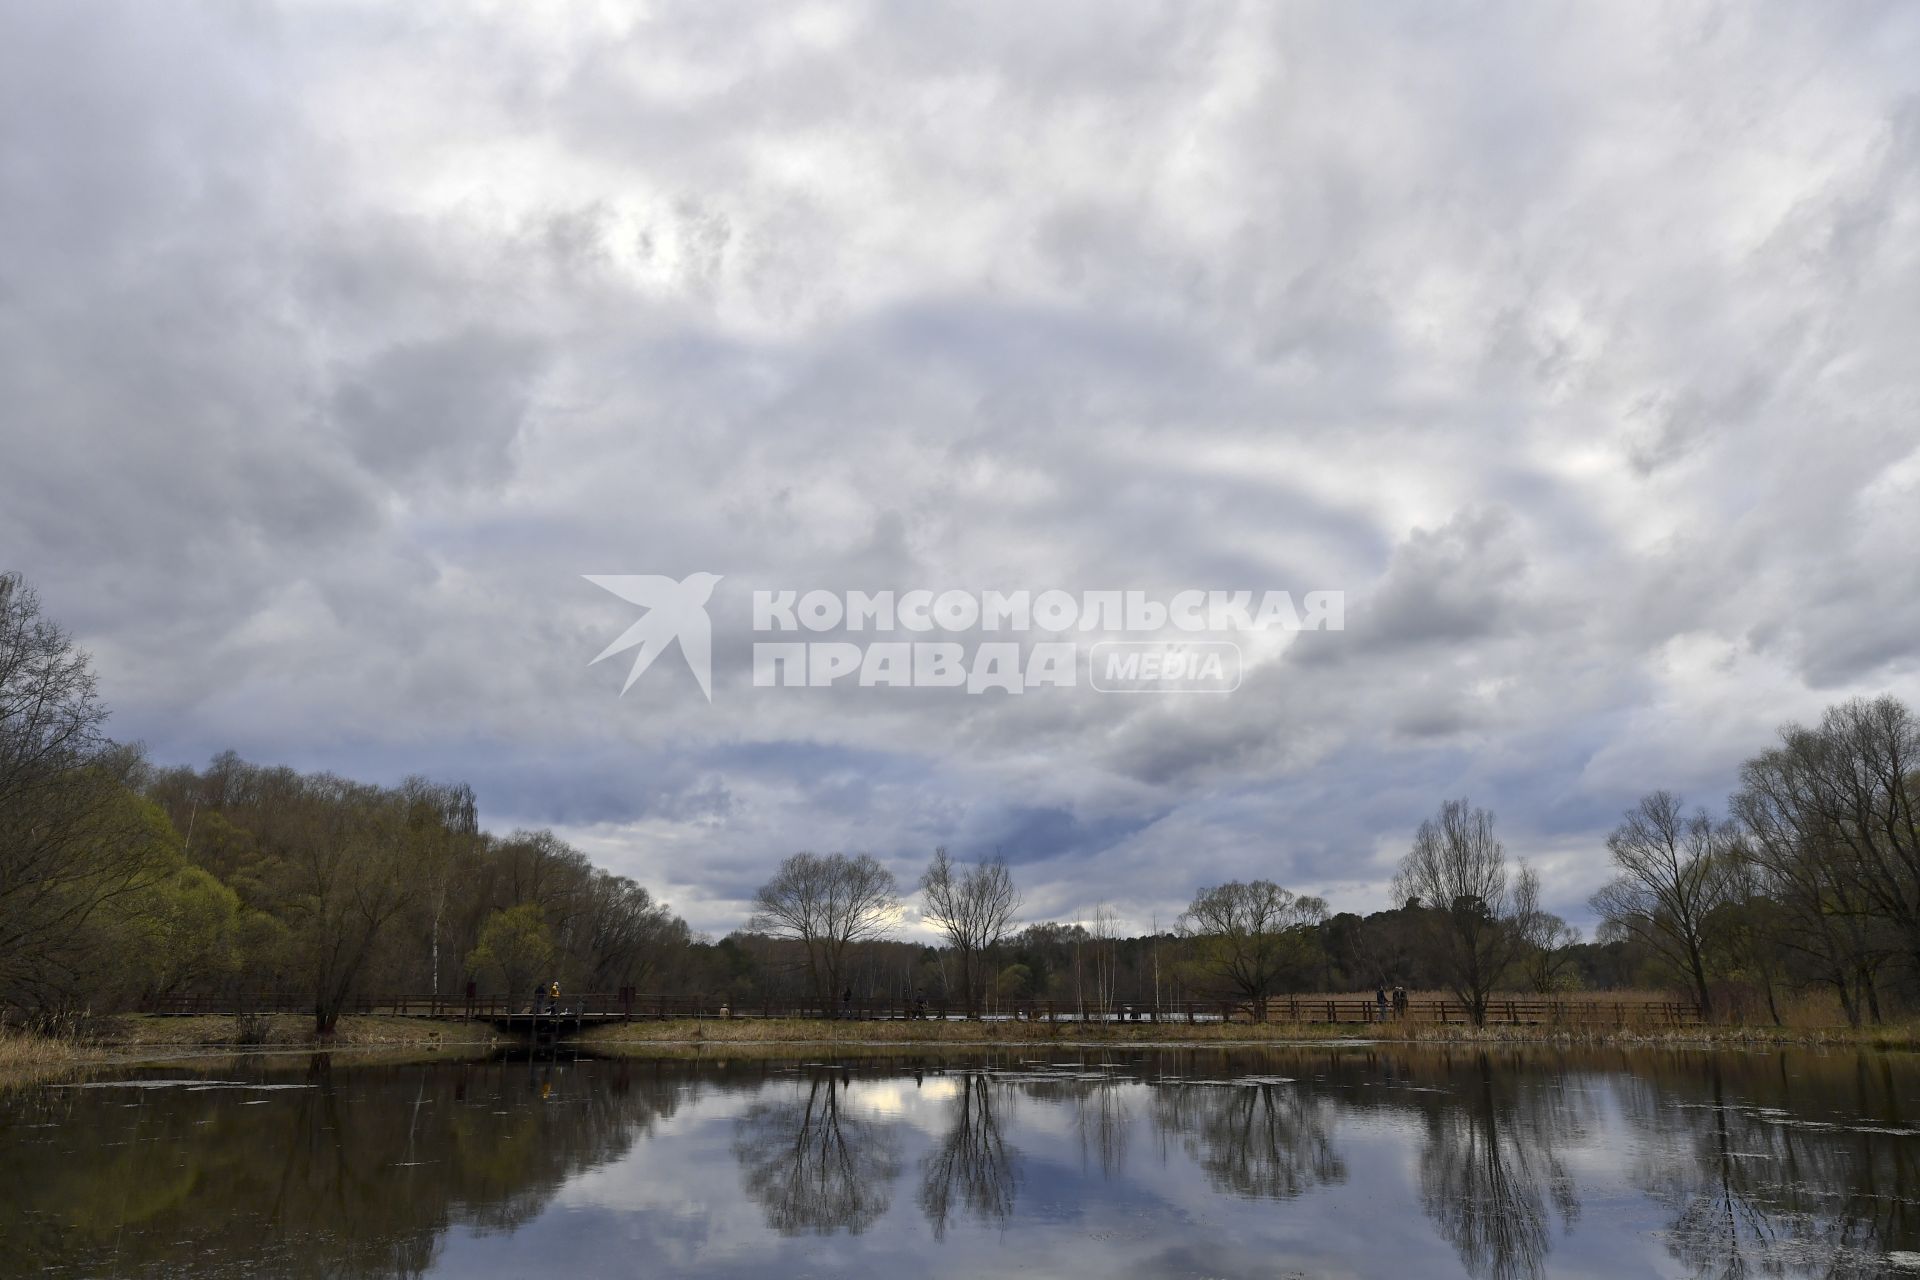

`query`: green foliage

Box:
[994,964,1032,998]
[467,904,556,999]
[121,865,243,998]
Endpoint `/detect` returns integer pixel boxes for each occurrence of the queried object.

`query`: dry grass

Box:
[581,1017,1378,1049]
[580,1011,1920,1052]
[0,1014,498,1088]
[0,1027,84,1070]
[0,1026,92,1090]
[81,1014,500,1051]
[6,996,1908,1084]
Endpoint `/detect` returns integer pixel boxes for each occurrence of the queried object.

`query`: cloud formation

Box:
[3,1,1917,936]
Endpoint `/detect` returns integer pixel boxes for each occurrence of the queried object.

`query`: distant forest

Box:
[4,570,1917,1031]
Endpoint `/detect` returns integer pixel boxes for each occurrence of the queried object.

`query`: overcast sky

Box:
[3,2,1917,939]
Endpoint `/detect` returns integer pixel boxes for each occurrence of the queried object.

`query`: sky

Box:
[3,1,1918,940]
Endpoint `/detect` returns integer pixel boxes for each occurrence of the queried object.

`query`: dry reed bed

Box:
[580,1016,1920,1051]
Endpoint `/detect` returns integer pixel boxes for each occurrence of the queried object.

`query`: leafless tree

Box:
[1392,799,1527,1026]
[1766,698,1920,970]
[1590,791,1737,1020]
[1089,903,1119,1014]
[1512,865,1581,995]
[750,852,899,1009]
[576,875,689,993]
[275,776,417,1035]
[920,848,1020,1019]
[1735,738,1894,1026]
[1179,880,1328,1020]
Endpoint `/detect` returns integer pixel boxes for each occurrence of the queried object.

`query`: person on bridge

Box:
[549,979,562,1015]
[1375,984,1389,1022]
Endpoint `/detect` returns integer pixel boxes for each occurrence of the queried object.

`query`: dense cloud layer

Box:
[3,1,1916,936]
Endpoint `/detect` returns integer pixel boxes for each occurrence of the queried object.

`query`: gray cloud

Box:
[2,0,1917,936]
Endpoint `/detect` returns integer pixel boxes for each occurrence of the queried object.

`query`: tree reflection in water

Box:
[731,1066,902,1235]
[1629,1053,1920,1279]
[918,1071,1019,1238]
[1416,1052,1578,1280]
[11,1044,1920,1275]
[0,1051,685,1277]
[1151,1080,1344,1200]
[1072,1078,1132,1177]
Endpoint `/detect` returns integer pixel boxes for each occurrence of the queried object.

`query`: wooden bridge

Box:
[135,991,1703,1031]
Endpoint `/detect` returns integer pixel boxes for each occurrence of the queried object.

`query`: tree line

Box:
[0,573,690,1032]
[726,686,1920,1029]
[4,569,1918,1030]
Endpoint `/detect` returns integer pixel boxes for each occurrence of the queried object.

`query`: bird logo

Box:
[584,572,723,700]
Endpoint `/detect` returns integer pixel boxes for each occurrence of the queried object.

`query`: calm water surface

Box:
[5,1044,1920,1278]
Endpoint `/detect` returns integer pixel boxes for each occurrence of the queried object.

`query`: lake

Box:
[3,1043,1917,1278]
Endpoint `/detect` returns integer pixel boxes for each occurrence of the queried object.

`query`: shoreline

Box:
[8,1013,1920,1085]
[576,1016,1920,1054]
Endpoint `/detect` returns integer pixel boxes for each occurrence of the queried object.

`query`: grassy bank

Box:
[578,1016,1920,1052]
[5,1013,496,1062]
[0,1015,501,1089]
[9,1012,1918,1087]
[98,1013,501,1050]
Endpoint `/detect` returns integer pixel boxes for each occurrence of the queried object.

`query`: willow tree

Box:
[268,775,422,1035]
[466,903,556,1001]
[0,573,179,1012]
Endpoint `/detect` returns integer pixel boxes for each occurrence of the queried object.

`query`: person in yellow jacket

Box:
[548,980,561,1015]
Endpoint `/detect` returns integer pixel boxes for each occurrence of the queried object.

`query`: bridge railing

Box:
[1258,996,1701,1025]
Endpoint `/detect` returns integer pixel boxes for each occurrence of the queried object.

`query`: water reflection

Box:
[1414,1053,1579,1280]
[918,1071,1017,1238]
[4,1045,1919,1278]
[731,1066,901,1235]
[0,1050,682,1277]
[1151,1078,1344,1200]
[1629,1055,1920,1279]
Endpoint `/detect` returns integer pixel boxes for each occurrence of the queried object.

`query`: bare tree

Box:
[1512,864,1581,995]
[1734,740,1892,1026]
[920,848,1021,1019]
[1179,880,1328,1020]
[750,852,899,1009]
[276,776,417,1035]
[1392,799,1527,1026]
[1088,903,1119,1014]
[1773,698,1920,970]
[1590,791,1736,1020]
